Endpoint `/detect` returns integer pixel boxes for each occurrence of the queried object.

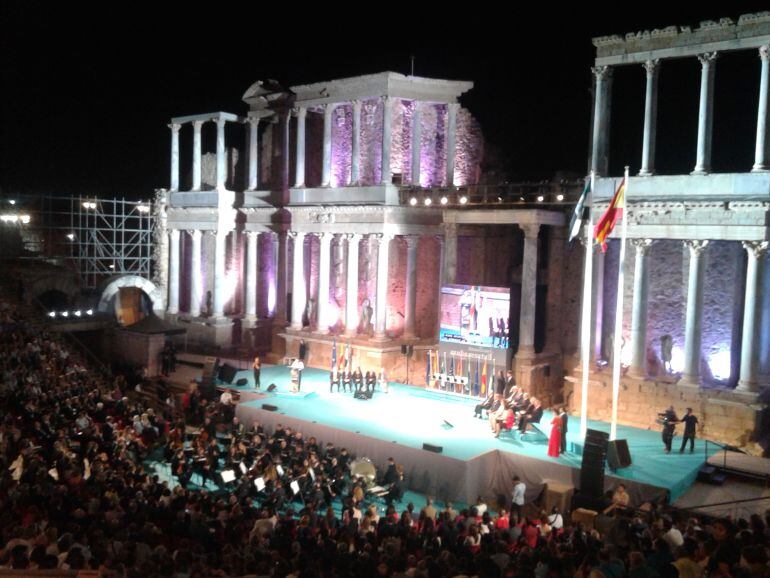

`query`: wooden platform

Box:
[708,450,770,481]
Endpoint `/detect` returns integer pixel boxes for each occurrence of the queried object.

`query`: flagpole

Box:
[579,172,595,440]
[610,166,630,441]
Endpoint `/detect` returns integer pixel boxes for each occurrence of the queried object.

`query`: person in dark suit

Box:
[559,406,568,453]
[659,406,678,453]
[680,407,698,453]
[329,369,340,393]
[518,398,544,433]
[342,370,352,393]
[495,371,506,396]
[504,370,515,398]
[352,368,364,394]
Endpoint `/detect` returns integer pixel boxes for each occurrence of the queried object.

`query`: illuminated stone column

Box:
[322,104,334,187]
[590,66,612,176]
[345,233,361,336]
[411,101,422,186]
[404,235,419,338]
[738,241,769,391]
[212,230,228,318]
[192,120,203,191]
[374,233,393,340]
[639,60,660,176]
[380,97,394,185]
[247,117,259,191]
[316,233,333,333]
[516,224,540,360]
[681,240,709,386]
[169,123,181,191]
[443,223,457,285]
[190,230,202,317]
[290,231,307,330]
[445,102,459,186]
[351,100,362,185]
[280,110,291,202]
[753,46,770,172]
[591,245,605,361]
[274,231,288,323]
[167,229,180,315]
[693,53,718,175]
[215,118,227,189]
[629,239,653,377]
[245,231,259,320]
[294,107,307,187]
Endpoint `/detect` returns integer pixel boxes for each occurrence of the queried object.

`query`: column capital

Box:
[446,102,460,114]
[192,119,205,129]
[520,223,540,240]
[169,228,181,238]
[188,229,202,239]
[760,44,770,62]
[697,52,718,66]
[643,59,660,75]
[293,106,307,119]
[591,65,612,81]
[317,231,334,245]
[742,240,769,258]
[344,233,362,242]
[403,235,420,249]
[247,116,260,127]
[245,230,260,239]
[168,123,182,133]
[684,239,709,256]
[323,102,336,116]
[288,230,306,240]
[380,95,395,108]
[215,117,227,128]
[631,238,653,255]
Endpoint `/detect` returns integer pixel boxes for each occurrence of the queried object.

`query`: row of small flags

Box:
[330,338,352,373]
[425,350,495,397]
[569,173,627,250]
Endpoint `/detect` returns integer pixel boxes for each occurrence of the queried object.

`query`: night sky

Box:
[2,3,769,198]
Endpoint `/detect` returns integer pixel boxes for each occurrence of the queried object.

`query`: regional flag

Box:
[568,178,590,243]
[426,350,431,385]
[474,358,480,397]
[481,359,488,396]
[593,177,626,252]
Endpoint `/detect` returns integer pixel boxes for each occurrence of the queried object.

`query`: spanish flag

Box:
[593,177,626,252]
[481,359,488,396]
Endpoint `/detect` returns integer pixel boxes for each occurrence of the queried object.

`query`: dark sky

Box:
[2,3,769,198]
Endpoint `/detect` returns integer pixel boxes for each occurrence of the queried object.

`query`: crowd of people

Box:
[1,295,770,577]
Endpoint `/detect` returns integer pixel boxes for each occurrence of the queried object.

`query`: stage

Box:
[222,363,717,506]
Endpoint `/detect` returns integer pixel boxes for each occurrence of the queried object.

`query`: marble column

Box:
[169,123,181,191]
[516,224,540,360]
[245,232,259,321]
[693,53,718,175]
[435,235,446,339]
[213,230,227,318]
[738,241,769,391]
[167,229,180,315]
[443,223,458,285]
[544,226,566,354]
[351,101,362,185]
[290,232,307,330]
[215,118,227,189]
[247,117,259,191]
[322,104,334,187]
[403,235,419,339]
[753,46,770,172]
[345,234,361,336]
[639,60,660,176]
[274,231,288,323]
[192,120,203,191]
[190,230,202,317]
[590,66,613,176]
[591,245,605,361]
[294,107,307,187]
[411,101,422,186]
[380,97,394,185]
[316,233,333,332]
[374,233,393,340]
[681,240,709,386]
[629,239,653,377]
[445,103,459,186]
[280,110,291,202]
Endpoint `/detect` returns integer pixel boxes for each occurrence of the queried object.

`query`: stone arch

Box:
[26,273,79,307]
[98,275,164,314]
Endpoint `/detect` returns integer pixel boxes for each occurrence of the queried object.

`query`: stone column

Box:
[681,240,709,386]
[738,241,769,391]
[345,234,361,336]
[280,110,291,203]
[374,233,393,340]
[516,224,540,360]
[753,46,770,172]
[294,107,307,187]
[591,244,605,361]
[247,117,259,191]
[290,232,307,330]
[316,233,333,332]
[274,231,288,322]
[404,235,419,339]
[380,97,394,185]
[435,235,446,338]
[443,223,458,285]
[215,117,227,189]
[693,53,718,175]
[351,101,362,185]
[411,101,422,186]
[639,60,660,176]
[190,230,202,317]
[192,120,203,191]
[169,123,181,191]
[629,239,653,377]
[445,103,459,186]
[245,232,259,321]
[322,104,334,187]
[544,226,566,354]
[167,229,181,314]
[590,66,613,176]
[212,230,228,318]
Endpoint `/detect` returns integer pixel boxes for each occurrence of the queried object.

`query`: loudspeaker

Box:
[422,443,443,453]
[218,363,238,384]
[401,344,414,356]
[580,429,609,497]
[235,378,248,386]
[262,404,278,412]
[607,439,632,470]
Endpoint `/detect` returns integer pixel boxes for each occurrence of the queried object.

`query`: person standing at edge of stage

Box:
[558,406,569,454]
[252,355,261,390]
[547,407,562,458]
[680,407,698,453]
[511,475,526,522]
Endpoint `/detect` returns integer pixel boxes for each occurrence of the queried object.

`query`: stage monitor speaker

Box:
[607,439,632,470]
[235,378,248,386]
[218,363,238,384]
[422,443,443,453]
[580,429,609,497]
[262,404,278,412]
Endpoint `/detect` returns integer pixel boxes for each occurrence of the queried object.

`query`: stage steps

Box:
[698,465,727,485]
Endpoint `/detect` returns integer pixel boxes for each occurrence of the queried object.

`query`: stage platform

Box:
[217,364,717,505]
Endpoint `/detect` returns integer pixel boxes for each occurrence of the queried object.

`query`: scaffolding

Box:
[0,194,155,289]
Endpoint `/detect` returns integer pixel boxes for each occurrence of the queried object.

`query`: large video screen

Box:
[439,285,510,349]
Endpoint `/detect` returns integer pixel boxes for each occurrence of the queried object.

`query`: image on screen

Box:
[439,285,510,349]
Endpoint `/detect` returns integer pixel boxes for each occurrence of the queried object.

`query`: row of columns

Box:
[592,238,768,391]
[591,44,770,176]
[169,117,237,192]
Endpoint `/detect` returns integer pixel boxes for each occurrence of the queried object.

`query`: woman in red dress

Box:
[547,409,562,457]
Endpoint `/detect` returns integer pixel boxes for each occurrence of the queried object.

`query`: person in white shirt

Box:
[547,506,564,530]
[511,476,526,521]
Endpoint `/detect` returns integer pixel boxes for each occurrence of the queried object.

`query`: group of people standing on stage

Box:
[658,405,699,453]
[329,367,387,396]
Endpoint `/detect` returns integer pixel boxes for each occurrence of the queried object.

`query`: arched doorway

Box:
[98,275,164,326]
